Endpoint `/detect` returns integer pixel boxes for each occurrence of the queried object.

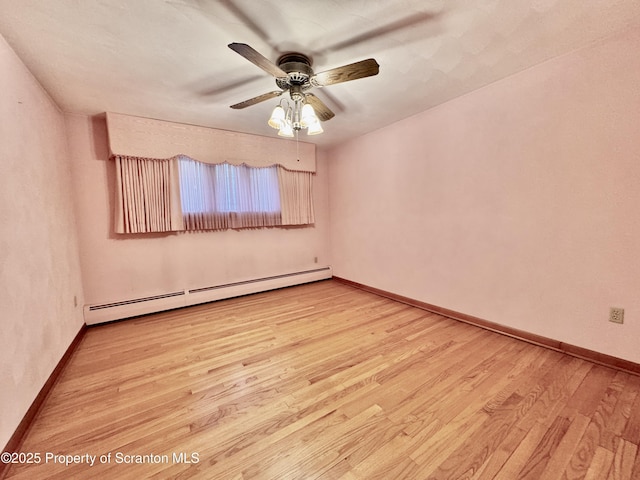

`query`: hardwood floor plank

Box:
[582,446,615,480]
[350,453,421,480]
[517,415,572,480]
[563,420,602,480]
[427,355,580,479]
[492,421,550,480]
[4,280,640,480]
[594,371,627,451]
[513,356,587,434]
[537,413,590,480]
[602,373,640,451]
[606,438,638,480]
[479,360,594,480]
[622,387,640,444]
[630,447,640,480]
[239,404,383,480]
[427,392,531,480]
[561,367,632,480]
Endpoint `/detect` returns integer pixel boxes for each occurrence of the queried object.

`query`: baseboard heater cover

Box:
[88,291,186,310]
[189,268,331,293]
[84,266,332,325]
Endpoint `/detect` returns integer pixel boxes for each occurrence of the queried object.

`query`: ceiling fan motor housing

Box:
[276,52,313,90]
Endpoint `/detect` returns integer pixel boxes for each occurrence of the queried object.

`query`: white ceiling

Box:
[1,0,639,148]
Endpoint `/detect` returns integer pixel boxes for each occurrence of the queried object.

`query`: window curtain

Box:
[114,156,184,233]
[113,155,314,233]
[179,158,282,230]
[278,166,315,225]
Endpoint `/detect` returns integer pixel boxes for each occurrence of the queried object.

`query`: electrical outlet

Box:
[314,256,318,263]
[609,307,624,324]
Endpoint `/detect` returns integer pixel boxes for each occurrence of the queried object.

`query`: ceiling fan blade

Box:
[230,90,283,109]
[311,58,379,87]
[228,43,287,78]
[305,93,335,121]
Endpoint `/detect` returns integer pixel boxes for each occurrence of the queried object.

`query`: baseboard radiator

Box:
[84,266,332,325]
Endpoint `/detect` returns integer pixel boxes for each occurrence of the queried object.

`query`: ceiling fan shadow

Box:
[217,0,294,57]
[316,89,346,114]
[189,73,265,98]
[317,10,443,55]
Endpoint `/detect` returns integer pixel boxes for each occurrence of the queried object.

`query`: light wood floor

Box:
[5,280,640,479]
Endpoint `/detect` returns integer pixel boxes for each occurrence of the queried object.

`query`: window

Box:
[113,155,314,234]
[178,157,282,230]
[178,157,280,214]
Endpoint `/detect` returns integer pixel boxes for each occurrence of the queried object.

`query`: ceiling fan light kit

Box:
[228,43,379,137]
[268,97,323,137]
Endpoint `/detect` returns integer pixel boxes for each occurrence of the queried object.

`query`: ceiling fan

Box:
[228,42,380,134]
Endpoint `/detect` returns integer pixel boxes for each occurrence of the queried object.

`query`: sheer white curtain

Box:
[114,156,183,233]
[179,157,282,230]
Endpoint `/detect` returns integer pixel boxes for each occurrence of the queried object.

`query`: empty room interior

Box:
[2,1,640,479]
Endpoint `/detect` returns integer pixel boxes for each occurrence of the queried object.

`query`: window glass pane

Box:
[178,157,280,215]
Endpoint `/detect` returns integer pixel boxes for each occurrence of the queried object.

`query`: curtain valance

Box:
[106,112,316,173]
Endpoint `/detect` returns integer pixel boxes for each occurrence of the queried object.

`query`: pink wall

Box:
[0,36,85,449]
[327,26,640,363]
[65,114,330,308]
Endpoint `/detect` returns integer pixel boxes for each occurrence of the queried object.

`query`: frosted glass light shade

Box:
[300,103,318,128]
[278,121,294,137]
[268,106,285,129]
[307,120,323,135]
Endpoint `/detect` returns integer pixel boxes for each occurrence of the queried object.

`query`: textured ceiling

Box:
[1,0,639,148]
